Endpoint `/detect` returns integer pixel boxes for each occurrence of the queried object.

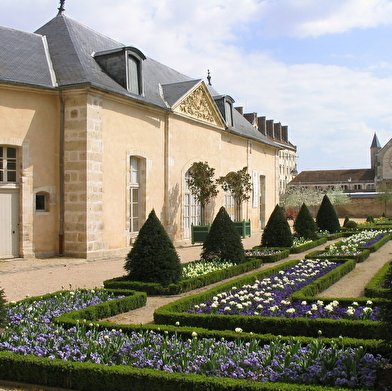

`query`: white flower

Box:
[301,301,307,305]
[286,308,295,314]
[366,300,373,306]
[346,309,355,316]
[191,331,198,337]
[175,321,180,326]
[235,327,243,333]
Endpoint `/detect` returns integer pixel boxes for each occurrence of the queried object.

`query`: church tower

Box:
[370,133,381,169]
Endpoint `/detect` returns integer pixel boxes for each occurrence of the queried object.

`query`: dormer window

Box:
[94,46,146,95]
[214,95,235,127]
[225,99,233,127]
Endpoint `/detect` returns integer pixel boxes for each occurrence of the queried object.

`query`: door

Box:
[0,191,19,258]
[183,193,200,239]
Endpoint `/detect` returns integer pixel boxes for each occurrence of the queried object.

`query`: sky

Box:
[1,0,392,172]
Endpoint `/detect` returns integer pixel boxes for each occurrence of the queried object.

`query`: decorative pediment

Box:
[172,83,225,127]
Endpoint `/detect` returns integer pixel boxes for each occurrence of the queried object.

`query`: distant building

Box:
[289,133,392,194]
[288,134,392,217]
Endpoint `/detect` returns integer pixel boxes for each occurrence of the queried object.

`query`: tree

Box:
[293,203,318,240]
[316,195,340,233]
[186,161,218,225]
[261,204,293,247]
[217,167,252,221]
[280,187,349,209]
[124,209,182,286]
[201,206,245,264]
[376,181,392,217]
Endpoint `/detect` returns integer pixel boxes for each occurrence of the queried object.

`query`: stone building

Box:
[288,133,392,217]
[0,10,295,259]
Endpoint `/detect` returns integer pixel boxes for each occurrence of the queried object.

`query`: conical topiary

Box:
[201,206,245,264]
[316,195,340,233]
[293,203,318,240]
[261,204,293,247]
[124,209,182,286]
[0,287,7,327]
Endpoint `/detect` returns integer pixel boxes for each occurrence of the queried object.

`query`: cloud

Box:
[258,0,392,38]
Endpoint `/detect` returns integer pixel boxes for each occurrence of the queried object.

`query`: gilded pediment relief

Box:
[173,84,224,127]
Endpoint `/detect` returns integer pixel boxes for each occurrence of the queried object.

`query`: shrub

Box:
[201,207,245,264]
[124,209,182,286]
[379,263,392,344]
[0,287,7,327]
[316,195,340,233]
[343,215,349,227]
[344,220,358,229]
[261,204,293,247]
[293,203,318,240]
[367,215,375,223]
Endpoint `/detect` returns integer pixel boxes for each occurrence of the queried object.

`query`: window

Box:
[224,192,235,221]
[0,146,17,183]
[35,192,49,212]
[224,99,233,126]
[127,55,141,95]
[94,47,145,95]
[129,157,140,233]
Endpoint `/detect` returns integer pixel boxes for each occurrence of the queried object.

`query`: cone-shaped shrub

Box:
[124,209,181,286]
[261,204,293,247]
[293,203,318,240]
[0,287,7,327]
[201,206,245,264]
[316,195,340,233]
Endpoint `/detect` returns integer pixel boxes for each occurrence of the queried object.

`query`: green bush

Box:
[316,195,340,233]
[293,203,318,240]
[124,209,182,287]
[0,287,8,327]
[344,220,358,229]
[261,205,293,247]
[201,207,245,264]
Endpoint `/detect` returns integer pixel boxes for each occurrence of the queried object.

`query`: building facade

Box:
[0,12,297,259]
[287,134,392,217]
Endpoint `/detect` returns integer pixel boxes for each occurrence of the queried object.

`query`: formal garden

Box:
[0,195,392,390]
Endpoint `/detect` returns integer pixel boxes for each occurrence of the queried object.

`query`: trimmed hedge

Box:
[245,248,290,263]
[103,257,270,295]
[364,260,392,298]
[358,234,391,253]
[54,289,147,327]
[0,351,356,391]
[289,237,328,254]
[305,249,370,263]
[153,259,383,339]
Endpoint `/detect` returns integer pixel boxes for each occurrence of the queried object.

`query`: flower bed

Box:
[244,248,290,263]
[289,236,327,254]
[104,256,269,295]
[0,288,387,390]
[154,258,383,339]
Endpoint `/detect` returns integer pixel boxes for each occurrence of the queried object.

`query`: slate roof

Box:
[0,26,55,87]
[290,168,375,184]
[1,13,284,150]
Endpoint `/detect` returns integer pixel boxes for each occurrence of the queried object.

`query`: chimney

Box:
[274,122,282,140]
[244,112,258,128]
[266,120,274,138]
[281,125,288,143]
[235,106,243,115]
[257,116,266,135]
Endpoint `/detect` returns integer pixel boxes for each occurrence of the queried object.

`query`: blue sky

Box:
[1,0,392,172]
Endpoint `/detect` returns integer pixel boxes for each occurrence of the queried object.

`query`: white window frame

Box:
[0,146,17,184]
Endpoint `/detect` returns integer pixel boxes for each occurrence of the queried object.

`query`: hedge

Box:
[364,260,392,298]
[103,256,273,295]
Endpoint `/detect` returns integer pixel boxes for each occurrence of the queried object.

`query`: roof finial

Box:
[57,0,65,15]
[207,69,212,86]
